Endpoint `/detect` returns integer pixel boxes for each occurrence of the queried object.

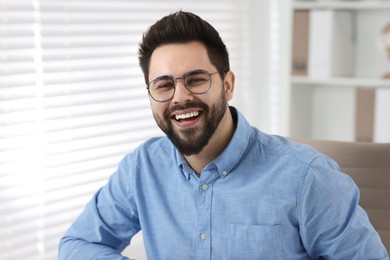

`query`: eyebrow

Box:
[149,74,173,83]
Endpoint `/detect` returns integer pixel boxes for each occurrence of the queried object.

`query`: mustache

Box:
[164,101,209,118]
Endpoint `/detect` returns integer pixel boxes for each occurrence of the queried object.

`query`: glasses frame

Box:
[146,69,225,102]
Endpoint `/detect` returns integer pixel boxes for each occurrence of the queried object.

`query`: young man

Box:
[59,11,388,259]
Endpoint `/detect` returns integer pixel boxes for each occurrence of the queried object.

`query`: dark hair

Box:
[138,11,230,84]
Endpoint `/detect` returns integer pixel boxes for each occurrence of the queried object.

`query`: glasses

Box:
[146,69,224,102]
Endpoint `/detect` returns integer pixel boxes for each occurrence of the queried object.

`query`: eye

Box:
[153,80,174,90]
[185,74,209,87]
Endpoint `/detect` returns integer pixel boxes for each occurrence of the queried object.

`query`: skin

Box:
[148,41,236,173]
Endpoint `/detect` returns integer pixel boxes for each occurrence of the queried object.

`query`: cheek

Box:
[150,102,168,119]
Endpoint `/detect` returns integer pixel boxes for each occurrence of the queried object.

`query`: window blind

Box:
[0,0,251,259]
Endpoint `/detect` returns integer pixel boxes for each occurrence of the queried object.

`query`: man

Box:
[59,11,388,259]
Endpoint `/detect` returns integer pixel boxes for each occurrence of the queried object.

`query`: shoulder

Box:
[137,136,172,154]
[246,131,348,190]
[254,131,340,170]
[117,136,174,172]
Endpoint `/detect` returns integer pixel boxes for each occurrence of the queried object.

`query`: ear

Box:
[223,71,235,102]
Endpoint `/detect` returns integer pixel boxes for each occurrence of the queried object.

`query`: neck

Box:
[184,107,235,174]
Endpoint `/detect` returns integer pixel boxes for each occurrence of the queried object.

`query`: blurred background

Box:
[1,0,389,259]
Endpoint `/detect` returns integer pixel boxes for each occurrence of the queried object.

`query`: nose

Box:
[171,79,193,103]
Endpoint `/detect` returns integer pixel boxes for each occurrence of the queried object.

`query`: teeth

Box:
[175,111,199,120]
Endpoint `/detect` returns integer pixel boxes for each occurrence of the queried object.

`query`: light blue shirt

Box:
[59,107,388,259]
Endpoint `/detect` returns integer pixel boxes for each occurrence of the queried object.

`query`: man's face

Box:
[147,41,233,155]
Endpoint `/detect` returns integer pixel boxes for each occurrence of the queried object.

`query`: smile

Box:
[175,111,200,121]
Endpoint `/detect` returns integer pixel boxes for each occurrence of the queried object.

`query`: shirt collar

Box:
[212,106,251,177]
[175,106,252,179]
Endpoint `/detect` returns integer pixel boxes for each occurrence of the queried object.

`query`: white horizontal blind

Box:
[0,0,251,259]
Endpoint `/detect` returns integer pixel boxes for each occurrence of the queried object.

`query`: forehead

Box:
[149,41,214,78]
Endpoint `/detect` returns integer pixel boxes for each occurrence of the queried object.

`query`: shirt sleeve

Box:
[297,155,389,259]
[58,156,140,260]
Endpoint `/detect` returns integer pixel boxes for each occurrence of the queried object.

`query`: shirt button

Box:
[200,233,207,240]
[222,170,228,176]
[201,183,209,190]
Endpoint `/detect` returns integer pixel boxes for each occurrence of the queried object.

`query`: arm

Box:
[58,158,140,260]
[298,156,388,259]
[59,235,131,260]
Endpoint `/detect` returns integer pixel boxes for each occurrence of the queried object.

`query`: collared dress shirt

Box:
[59,107,388,260]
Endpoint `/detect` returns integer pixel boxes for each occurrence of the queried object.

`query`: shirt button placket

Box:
[197,171,214,259]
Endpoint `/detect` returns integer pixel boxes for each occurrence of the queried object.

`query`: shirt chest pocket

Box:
[225,224,283,259]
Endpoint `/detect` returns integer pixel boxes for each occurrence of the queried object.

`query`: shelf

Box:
[294,1,390,10]
[292,76,390,87]
[289,0,390,142]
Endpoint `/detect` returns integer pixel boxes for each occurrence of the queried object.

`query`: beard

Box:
[153,88,227,156]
